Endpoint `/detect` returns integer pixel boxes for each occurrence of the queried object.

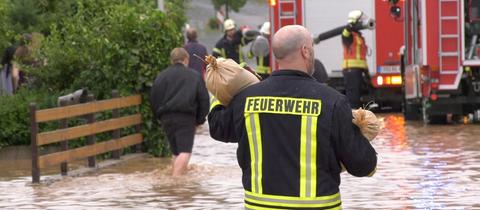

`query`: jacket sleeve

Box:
[208,100,238,143]
[212,41,223,58]
[196,77,210,125]
[341,28,354,48]
[149,76,164,119]
[332,96,377,177]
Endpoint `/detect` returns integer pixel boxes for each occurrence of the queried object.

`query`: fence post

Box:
[86,94,96,167]
[133,123,142,153]
[59,100,68,175]
[111,90,121,159]
[30,103,40,183]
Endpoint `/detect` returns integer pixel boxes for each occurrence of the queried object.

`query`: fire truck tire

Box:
[403,103,421,121]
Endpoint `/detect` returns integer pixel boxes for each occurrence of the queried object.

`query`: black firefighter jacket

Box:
[208,70,377,209]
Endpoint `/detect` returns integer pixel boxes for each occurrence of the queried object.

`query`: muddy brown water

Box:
[0,113,479,209]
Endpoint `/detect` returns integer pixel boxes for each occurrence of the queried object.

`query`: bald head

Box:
[272,25,315,74]
[272,25,311,59]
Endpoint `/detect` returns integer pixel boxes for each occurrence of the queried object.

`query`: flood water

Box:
[1,113,480,209]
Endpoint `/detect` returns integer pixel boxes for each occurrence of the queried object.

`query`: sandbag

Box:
[340,108,379,174]
[352,108,380,141]
[205,55,260,105]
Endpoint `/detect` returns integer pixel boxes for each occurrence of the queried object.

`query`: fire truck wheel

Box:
[403,103,421,121]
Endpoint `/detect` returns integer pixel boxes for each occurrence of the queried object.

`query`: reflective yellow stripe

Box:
[221,48,226,58]
[254,113,263,194]
[342,59,368,69]
[245,113,263,194]
[256,66,270,74]
[239,45,244,63]
[209,98,222,111]
[245,191,341,208]
[300,116,308,197]
[342,28,351,37]
[212,47,223,56]
[257,56,270,74]
[300,115,318,198]
[356,36,362,60]
[310,116,318,197]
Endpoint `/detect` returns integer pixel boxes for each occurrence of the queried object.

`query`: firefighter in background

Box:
[250,21,271,80]
[342,10,372,109]
[212,19,258,66]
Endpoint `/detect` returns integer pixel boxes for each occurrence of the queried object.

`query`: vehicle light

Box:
[391,75,402,85]
[270,0,276,6]
[377,76,384,86]
[430,93,438,101]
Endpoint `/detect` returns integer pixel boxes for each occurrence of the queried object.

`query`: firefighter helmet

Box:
[260,21,271,35]
[223,19,236,31]
[348,10,364,24]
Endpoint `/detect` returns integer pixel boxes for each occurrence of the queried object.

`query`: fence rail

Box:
[30,91,143,183]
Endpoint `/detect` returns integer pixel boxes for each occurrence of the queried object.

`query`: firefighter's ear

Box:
[301,45,309,58]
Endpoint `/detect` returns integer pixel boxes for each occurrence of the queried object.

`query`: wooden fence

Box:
[29,91,143,183]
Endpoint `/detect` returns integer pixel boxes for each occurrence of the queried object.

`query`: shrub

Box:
[0,1,15,56]
[27,1,184,157]
[0,89,58,149]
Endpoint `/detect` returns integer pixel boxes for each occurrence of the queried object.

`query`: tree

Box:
[211,0,247,17]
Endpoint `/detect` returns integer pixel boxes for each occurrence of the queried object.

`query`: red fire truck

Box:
[402,0,480,123]
[269,0,405,110]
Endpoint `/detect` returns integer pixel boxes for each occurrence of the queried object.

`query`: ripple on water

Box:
[1,114,480,209]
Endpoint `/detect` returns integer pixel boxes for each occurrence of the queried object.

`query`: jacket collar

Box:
[271,69,313,78]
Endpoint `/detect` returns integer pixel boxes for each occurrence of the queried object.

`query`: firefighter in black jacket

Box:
[208,25,377,209]
[212,19,258,65]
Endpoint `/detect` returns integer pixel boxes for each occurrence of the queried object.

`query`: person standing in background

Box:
[341,10,371,109]
[184,27,208,78]
[250,21,271,80]
[0,46,17,95]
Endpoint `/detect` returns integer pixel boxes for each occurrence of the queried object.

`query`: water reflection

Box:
[1,114,480,209]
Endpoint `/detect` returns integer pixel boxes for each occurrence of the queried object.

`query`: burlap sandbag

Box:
[352,108,380,141]
[340,108,379,174]
[205,55,260,105]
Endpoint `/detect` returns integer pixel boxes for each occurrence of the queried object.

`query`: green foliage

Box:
[165,0,188,30]
[0,0,187,157]
[6,0,78,35]
[0,89,58,148]
[28,0,184,157]
[208,17,220,30]
[0,1,15,55]
[211,0,247,13]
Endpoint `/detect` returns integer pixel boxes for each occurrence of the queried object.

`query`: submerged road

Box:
[1,114,479,209]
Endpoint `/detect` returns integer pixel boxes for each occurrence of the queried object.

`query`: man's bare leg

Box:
[172,152,191,176]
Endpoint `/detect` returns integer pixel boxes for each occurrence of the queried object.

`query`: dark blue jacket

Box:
[208,70,377,209]
[150,63,209,125]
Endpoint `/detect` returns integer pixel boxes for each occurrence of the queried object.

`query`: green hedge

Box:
[0,0,15,54]
[0,89,58,148]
